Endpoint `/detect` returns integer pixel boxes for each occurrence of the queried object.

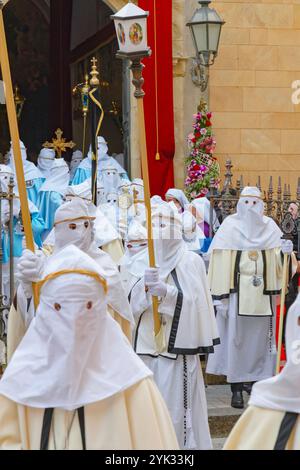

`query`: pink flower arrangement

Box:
[185,107,220,200]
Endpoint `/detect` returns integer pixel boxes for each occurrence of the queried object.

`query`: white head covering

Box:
[249,293,300,413]
[93,207,121,247]
[39,158,70,196]
[101,161,122,195]
[152,201,187,279]
[120,220,148,278]
[0,165,19,221]
[53,198,96,252]
[106,191,119,205]
[0,165,38,220]
[70,150,83,180]
[79,137,126,178]
[0,164,14,192]
[10,140,43,182]
[208,187,283,252]
[0,245,151,410]
[37,148,55,178]
[165,188,189,211]
[191,196,220,231]
[182,211,205,251]
[65,180,92,202]
[132,178,144,202]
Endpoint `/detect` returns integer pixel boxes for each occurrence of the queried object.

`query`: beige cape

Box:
[0,377,179,450]
[224,405,300,450]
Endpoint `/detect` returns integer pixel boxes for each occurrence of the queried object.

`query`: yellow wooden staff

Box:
[276,252,289,374]
[129,59,164,352]
[0,2,37,305]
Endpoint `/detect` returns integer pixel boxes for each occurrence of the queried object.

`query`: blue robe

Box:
[2,211,45,264]
[37,191,64,240]
[71,167,91,186]
[26,177,45,206]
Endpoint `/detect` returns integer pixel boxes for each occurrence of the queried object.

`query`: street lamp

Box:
[187,0,225,91]
[111,2,164,352]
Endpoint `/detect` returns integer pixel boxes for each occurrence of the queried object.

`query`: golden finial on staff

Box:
[90,57,100,87]
[43,128,76,158]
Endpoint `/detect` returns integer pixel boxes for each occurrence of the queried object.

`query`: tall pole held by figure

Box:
[0,2,37,306]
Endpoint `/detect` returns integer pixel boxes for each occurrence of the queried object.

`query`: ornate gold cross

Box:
[43,128,76,158]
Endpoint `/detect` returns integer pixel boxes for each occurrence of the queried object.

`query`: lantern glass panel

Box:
[208,23,221,52]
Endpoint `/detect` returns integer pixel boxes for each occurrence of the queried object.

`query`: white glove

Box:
[144,267,168,298]
[16,249,45,298]
[214,298,229,319]
[281,239,293,255]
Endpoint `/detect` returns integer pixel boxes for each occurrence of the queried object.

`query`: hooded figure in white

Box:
[37,148,55,179]
[37,158,70,239]
[119,220,149,296]
[182,211,205,252]
[130,201,219,450]
[63,182,124,263]
[224,293,300,450]
[8,197,134,362]
[9,140,44,206]
[0,165,44,310]
[165,188,189,213]
[190,196,220,239]
[206,187,294,409]
[72,136,129,187]
[0,245,178,450]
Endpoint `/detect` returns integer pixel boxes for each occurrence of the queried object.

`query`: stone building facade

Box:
[135,0,300,192]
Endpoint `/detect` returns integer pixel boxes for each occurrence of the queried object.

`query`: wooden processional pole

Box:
[0,2,38,305]
[129,57,162,342]
[276,252,289,374]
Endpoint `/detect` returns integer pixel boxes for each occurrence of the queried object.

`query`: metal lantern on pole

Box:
[111,2,164,353]
[187,0,225,91]
[112,1,150,58]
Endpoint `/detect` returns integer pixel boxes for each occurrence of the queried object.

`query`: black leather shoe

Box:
[231,391,244,409]
[230,383,244,409]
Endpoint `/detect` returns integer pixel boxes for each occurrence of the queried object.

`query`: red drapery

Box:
[138,0,175,196]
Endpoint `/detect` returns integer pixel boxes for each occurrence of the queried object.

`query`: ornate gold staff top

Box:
[43,128,76,158]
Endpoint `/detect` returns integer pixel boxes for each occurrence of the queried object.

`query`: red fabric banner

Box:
[138,0,175,196]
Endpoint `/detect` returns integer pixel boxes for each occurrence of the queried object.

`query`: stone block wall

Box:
[210,0,300,193]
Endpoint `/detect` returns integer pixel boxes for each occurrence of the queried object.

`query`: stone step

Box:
[206,384,249,439]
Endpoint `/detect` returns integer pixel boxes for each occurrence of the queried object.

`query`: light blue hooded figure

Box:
[0,165,45,302]
[72,136,129,185]
[69,150,83,183]
[9,140,45,206]
[37,158,70,240]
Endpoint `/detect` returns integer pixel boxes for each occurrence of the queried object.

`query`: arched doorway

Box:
[70,0,130,173]
[1,0,132,174]
[0,0,50,158]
